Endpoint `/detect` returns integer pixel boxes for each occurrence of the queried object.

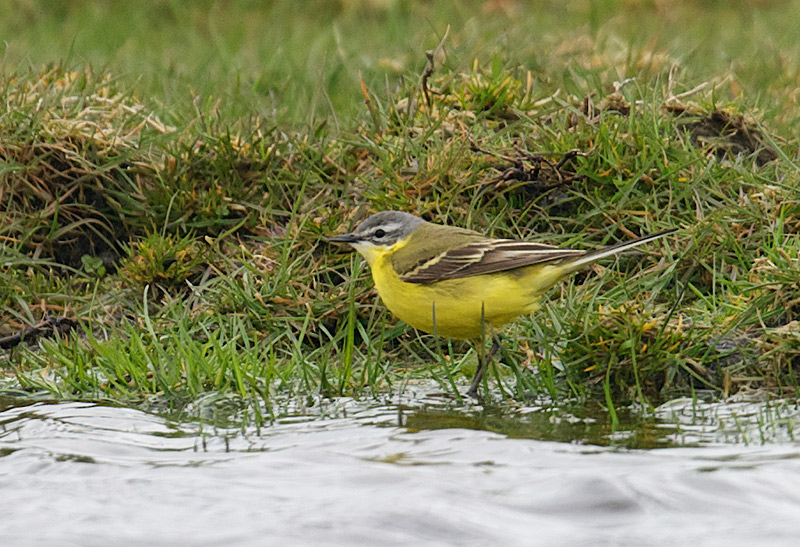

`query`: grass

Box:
[1,0,800,422]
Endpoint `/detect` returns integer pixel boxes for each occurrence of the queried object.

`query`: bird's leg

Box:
[467,335,502,398]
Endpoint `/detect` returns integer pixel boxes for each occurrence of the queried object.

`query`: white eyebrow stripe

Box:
[372,222,403,234]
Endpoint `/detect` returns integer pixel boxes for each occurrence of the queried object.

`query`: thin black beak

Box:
[325,233,360,244]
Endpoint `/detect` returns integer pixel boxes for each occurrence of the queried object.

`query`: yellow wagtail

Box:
[328,211,676,396]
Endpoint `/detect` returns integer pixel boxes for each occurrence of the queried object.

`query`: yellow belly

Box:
[370,254,567,339]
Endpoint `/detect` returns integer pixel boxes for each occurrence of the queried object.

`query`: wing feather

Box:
[400,238,585,283]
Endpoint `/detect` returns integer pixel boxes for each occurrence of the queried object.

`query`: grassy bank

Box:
[1,1,799,421]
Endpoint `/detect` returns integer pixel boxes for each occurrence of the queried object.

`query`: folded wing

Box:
[400,239,585,283]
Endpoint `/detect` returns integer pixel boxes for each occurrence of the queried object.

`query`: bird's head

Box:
[326,211,424,265]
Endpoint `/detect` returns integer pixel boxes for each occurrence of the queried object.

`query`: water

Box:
[1,386,800,546]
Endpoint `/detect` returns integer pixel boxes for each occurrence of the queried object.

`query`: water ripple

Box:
[0,396,799,546]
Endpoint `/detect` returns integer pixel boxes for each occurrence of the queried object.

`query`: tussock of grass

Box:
[2,2,800,422]
[0,67,167,265]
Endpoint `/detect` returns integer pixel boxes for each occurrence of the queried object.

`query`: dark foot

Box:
[467,367,484,398]
[466,336,501,398]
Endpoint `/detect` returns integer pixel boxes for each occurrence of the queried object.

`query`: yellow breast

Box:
[368,247,567,340]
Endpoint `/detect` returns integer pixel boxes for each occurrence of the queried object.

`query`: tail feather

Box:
[563,228,677,272]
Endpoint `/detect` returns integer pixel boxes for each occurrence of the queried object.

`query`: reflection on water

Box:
[403,395,800,449]
[0,386,799,546]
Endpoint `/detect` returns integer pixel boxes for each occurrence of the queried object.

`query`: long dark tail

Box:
[563,228,677,272]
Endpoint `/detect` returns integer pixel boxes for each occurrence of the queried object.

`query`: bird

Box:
[327,211,676,397]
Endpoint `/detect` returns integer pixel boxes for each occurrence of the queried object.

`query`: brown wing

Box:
[400,239,585,283]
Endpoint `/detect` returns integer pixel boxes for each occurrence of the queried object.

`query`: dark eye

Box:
[374,229,386,239]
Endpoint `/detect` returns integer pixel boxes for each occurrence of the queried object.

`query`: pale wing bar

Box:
[401,239,585,283]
